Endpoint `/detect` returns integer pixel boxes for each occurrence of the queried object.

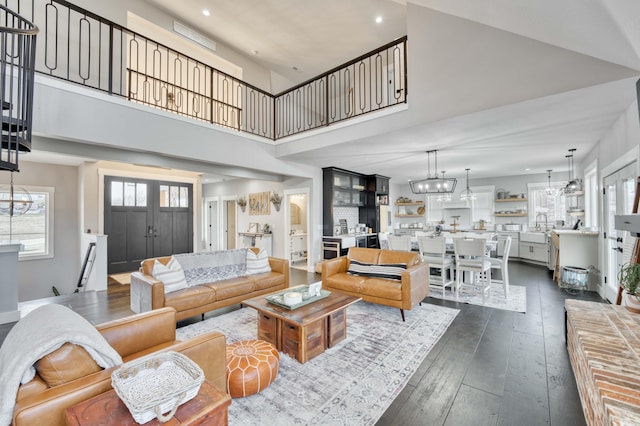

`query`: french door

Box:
[104,177,193,273]
[603,163,636,302]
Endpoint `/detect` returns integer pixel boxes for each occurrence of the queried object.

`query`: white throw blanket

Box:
[0,304,123,426]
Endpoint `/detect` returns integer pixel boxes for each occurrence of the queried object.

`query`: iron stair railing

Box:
[0,4,37,171]
[7,0,406,142]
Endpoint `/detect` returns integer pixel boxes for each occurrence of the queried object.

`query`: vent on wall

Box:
[173,21,217,52]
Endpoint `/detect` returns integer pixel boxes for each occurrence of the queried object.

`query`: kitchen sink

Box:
[520,231,547,243]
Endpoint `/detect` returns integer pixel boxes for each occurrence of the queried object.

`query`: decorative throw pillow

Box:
[152,257,188,293]
[348,259,407,281]
[246,248,271,275]
[35,342,102,387]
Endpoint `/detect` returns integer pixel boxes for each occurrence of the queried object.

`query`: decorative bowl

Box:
[284,292,302,306]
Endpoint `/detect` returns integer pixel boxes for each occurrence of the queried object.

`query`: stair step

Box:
[1,101,10,111]
[1,117,27,132]
[1,134,31,152]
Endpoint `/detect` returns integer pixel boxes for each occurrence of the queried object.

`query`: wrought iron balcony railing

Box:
[0,4,37,171]
[4,0,406,141]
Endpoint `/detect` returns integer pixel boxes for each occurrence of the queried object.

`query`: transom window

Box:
[160,185,189,208]
[110,181,147,207]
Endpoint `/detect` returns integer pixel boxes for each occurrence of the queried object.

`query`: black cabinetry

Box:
[323,167,389,242]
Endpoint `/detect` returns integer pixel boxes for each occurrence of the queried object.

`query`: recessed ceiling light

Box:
[202,9,211,17]
[525,168,531,171]
[375,16,383,24]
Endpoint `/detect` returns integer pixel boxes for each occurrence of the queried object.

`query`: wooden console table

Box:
[65,380,231,426]
[565,299,640,425]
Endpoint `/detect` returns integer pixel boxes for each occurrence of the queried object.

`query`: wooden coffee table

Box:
[64,380,231,426]
[242,286,361,363]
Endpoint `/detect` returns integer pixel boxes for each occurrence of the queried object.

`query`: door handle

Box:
[617,237,624,243]
[612,247,623,253]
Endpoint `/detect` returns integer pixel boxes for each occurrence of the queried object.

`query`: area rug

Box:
[176,301,458,425]
[429,282,527,313]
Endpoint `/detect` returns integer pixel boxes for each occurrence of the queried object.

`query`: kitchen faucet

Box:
[535,213,548,232]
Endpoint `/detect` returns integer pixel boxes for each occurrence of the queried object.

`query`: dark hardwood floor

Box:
[378,261,602,426]
[0,263,602,425]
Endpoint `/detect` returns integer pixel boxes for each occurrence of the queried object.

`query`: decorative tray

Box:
[265,285,330,310]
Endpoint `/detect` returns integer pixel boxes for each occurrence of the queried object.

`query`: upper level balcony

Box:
[10,0,407,142]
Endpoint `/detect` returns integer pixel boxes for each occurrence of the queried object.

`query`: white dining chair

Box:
[417,236,454,297]
[388,234,412,251]
[489,236,511,297]
[453,238,492,304]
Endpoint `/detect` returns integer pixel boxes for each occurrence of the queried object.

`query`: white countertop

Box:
[553,229,599,237]
[323,233,376,239]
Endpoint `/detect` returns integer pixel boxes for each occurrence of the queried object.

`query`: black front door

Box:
[104,177,193,273]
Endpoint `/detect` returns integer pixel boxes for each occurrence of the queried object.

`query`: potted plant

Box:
[237,196,247,213]
[618,262,640,313]
[270,192,282,212]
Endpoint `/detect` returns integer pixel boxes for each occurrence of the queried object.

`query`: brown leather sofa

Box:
[322,247,429,321]
[130,248,289,322]
[12,307,228,426]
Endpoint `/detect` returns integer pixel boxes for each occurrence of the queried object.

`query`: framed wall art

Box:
[249,191,270,215]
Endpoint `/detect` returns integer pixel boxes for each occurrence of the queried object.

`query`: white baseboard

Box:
[0,309,20,324]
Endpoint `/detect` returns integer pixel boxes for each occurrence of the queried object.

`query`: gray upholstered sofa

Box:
[130,248,289,321]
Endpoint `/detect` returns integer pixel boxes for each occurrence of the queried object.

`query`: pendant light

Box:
[409,150,457,195]
[545,170,557,196]
[459,168,476,201]
[561,148,580,194]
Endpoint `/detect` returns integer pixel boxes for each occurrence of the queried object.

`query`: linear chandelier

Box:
[409,150,457,195]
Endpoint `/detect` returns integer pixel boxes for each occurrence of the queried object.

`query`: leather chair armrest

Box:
[168,331,227,392]
[401,262,430,309]
[13,369,115,426]
[321,257,348,289]
[130,271,165,313]
[268,257,290,287]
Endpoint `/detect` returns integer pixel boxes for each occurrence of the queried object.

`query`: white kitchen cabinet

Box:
[519,241,548,263]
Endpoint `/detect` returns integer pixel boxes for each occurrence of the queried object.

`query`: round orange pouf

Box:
[226,340,279,398]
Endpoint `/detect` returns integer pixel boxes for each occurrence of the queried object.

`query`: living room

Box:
[1,0,640,424]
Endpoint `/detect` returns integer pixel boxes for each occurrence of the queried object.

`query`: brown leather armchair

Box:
[11,307,227,426]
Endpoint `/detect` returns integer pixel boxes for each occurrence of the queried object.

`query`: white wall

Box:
[71,0,273,92]
[0,162,80,301]
[202,174,321,269]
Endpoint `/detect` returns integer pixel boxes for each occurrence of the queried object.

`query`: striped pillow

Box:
[152,257,188,293]
[246,248,271,275]
[348,260,407,281]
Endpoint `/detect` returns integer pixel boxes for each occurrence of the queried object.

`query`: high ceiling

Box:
[139,0,640,182]
[27,0,640,183]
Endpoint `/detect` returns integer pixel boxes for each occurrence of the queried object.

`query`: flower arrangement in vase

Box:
[270,192,282,212]
[237,196,247,213]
